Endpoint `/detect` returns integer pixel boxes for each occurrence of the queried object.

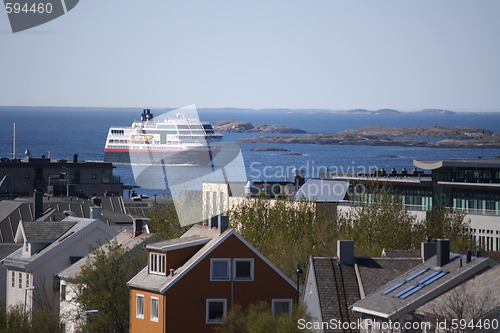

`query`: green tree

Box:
[215,302,312,333]
[147,199,189,240]
[0,305,64,333]
[417,206,476,253]
[230,196,340,278]
[73,240,146,333]
[339,182,419,255]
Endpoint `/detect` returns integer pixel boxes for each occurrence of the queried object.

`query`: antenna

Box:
[12,122,16,159]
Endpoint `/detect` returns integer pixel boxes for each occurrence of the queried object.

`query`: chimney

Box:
[209,215,229,235]
[292,168,305,188]
[337,240,354,265]
[466,249,472,263]
[170,269,175,277]
[73,154,78,163]
[90,206,102,219]
[33,191,43,220]
[436,239,450,267]
[421,240,437,262]
[133,218,149,237]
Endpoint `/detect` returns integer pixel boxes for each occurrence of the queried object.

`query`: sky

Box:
[0,0,499,111]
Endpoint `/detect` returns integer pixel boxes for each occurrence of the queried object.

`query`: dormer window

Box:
[150,252,166,275]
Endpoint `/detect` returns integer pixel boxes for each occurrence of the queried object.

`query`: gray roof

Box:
[2,217,116,270]
[414,157,500,170]
[311,257,360,333]
[308,256,422,332]
[381,249,421,258]
[58,229,160,280]
[0,174,23,194]
[22,222,76,242]
[352,254,497,320]
[356,257,422,296]
[415,264,500,318]
[295,179,349,202]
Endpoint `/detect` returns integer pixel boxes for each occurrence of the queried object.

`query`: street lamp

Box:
[296,264,303,304]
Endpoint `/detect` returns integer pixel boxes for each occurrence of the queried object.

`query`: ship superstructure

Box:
[104,109,223,165]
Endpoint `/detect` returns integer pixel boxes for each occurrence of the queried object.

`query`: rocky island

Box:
[239,126,500,149]
[212,120,306,133]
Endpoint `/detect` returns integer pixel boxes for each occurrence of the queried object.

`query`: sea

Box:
[2,107,500,197]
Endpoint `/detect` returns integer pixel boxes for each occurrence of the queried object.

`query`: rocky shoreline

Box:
[239,126,500,149]
[212,120,306,133]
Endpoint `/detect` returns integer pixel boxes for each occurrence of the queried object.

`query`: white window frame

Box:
[272,299,293,317]
[233,258,254,281]
[150,297,159,322]
[206,299,227,324]
[210,258,231,281]
[149,252,166,275]
[136,294,144,319]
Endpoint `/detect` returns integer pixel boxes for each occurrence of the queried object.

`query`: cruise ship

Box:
[104,109,223,165]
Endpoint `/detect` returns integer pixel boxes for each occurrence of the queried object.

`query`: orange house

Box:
[127,216,297,332]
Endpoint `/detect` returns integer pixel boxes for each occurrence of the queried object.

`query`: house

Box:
[0,217,117,313]
[303,240,422,333]
[57,219,159,333]
[127,215,297,332]
[415,264,500,331]
[0,193,147,303]
[351,239,498,332]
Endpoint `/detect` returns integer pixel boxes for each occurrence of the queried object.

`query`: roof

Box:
[310,257,361,331]
[352,254,497,320]
[415,264,500,319]
[307,256,422,331]
[294,179,349,202]
[414,157,500,170]
[0,174,23,194]
[382,249,421,258]
[20,222,76,242]
[356,257,422,296]
[128,224,297,294]
[146,235,210,252]
[58,229,159,280]
[1,217,116,270]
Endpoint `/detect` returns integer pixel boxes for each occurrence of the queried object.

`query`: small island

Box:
[212,120,306,134]
[248,148,290,152]
[239,126,500,149]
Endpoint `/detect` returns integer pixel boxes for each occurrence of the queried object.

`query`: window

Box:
[18,273,22,289]
[150,253,166,275]
[206,299,226,323]
[136,294,144,319]
[234,259,254,281]
[60,284,66,301]
[272,299,292,317]
[210,259,230,280]
[11,271,14,288]
[26,273,30,288]
[151,297,159,322]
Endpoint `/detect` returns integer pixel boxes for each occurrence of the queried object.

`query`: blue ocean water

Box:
[1,107,500,196]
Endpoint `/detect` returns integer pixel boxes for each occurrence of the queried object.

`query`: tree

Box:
[417,206,477,253]
[340,183,419,255]
[0,305,64,333]
[230,196,340,279]
[147,199,189,240]
[215,302,312,333]
[73,240,146,333]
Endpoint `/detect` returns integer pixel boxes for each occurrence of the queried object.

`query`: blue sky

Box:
[1,0,499,111]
